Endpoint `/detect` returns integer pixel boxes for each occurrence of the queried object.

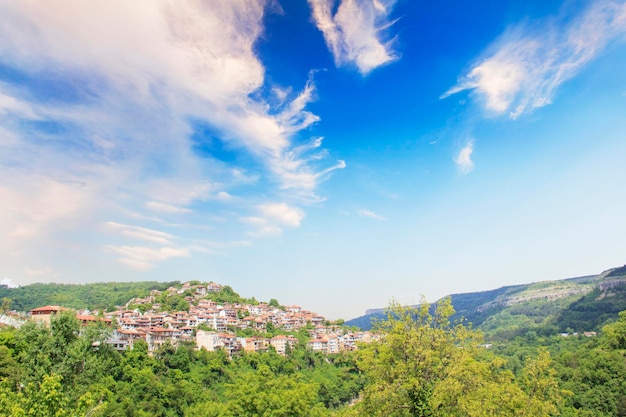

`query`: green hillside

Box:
[0,281,180,312]
[347,266,626,340]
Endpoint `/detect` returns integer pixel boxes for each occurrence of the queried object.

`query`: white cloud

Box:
[258,203,305,227]
[145,201,192,215]
[357,209,386,220]
[268,134,346,201]
[0,91,38,119]
[443,0,626,118]
[216,191,234,201]
[242,220,284,238]
[241,202,305,236]
[189,239,252,254]
[0,1,345,272]
[1,278,18,288]
[0,0,342,198]
[106,245,189,271]
[454,141,475,174]
[106,222,174,244]
[308,0,399,75]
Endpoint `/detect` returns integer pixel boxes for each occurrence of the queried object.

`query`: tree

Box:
[51,311,80,348]
[351,298,565,416]
[224,364,326,417]
[354,298,472,416]
[269,298,280,308]
[602,310,626,349]
[1,297,12,314]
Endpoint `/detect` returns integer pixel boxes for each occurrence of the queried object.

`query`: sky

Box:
[1,0,625,319]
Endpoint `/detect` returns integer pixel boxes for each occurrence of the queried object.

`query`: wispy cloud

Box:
[0,176,96,240]
[308,0,399,75]
[106,222,174,244]
[0,1,345,275]
[443,0,626,118]
[145,201,192,215]
[242,218,284,238]
[454,140,475,174]
[0,90,38,119]
[357,209,387,221]
[106,245,190,271]
[242,202,306,236]
[216,191,234,201]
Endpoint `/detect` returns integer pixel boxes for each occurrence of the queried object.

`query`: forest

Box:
[1,298,626,416]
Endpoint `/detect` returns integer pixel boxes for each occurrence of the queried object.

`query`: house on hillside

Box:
[76,314,112,327]
[270,335,298,355]
[196,330,222,351]
[240,337,268,353]
[307,338,329,353]
[146,327,181,351]
[29,305,68,325]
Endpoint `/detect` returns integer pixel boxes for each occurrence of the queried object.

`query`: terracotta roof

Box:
[30,305,67,313]
[150,327,175,333]
[76,315,112,323]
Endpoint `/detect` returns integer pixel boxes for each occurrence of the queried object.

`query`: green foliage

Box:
[2,280,626,416]
[155,292,190,312]
[0,311,363,416]
[349,298,566,416]
[269,298,280,308]
[0,281,179,312]
[1,297,12,314]
[202,285,257,306]
[602,310,626,349]
[223,365,326,416]
[555,285,626,332]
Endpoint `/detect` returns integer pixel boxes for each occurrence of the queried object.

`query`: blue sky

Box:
[1,0,625,319]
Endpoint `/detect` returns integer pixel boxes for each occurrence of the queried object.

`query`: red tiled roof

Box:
[30,305,66,313]
[76,315,112,323]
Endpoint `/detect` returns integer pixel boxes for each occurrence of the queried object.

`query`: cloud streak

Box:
[454,141,474,174]
[357,209,387,221]
[106,222,175,244]
[106,245,190,271]
[443,0,626,118]
[308,0,399,75]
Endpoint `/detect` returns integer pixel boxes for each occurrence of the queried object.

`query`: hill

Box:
[346,265,626,340]
[0,281,180,312]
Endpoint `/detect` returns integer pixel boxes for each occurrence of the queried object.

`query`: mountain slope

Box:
[346,266,626,339]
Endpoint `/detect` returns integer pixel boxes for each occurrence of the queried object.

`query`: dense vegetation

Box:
[0,281,180,312]
[2,273,626,416]
[555,284,626,332]
[2,298,626,416]
[0,281,274,315]
[0,311,363,417]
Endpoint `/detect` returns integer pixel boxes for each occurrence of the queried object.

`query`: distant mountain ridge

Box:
[346,265,626,339]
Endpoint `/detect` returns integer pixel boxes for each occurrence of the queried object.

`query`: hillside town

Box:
[25,281,377,357]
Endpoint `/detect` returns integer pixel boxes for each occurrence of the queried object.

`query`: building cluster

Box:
[306,325,378,354]
[27,281,377,357]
